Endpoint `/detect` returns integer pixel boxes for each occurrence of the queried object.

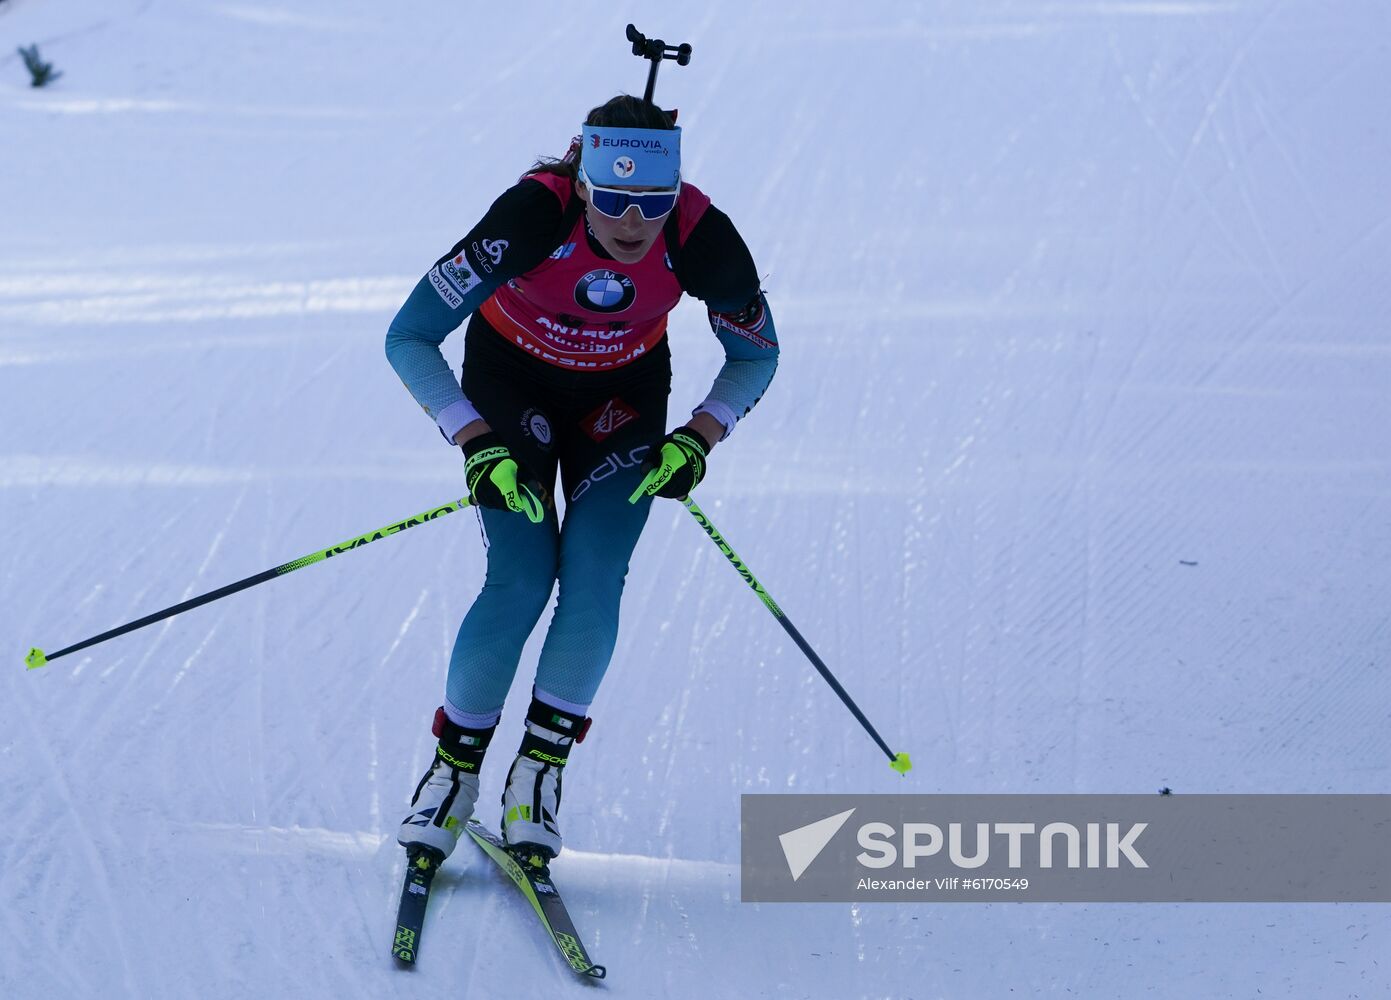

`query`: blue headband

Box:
[580,125,681,188]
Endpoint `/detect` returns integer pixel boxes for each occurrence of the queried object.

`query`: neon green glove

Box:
[463,433,545,523]
[628,427,710,502]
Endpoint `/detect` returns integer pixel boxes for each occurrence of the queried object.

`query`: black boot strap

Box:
[519,729,571,768]
[432,706,496,772]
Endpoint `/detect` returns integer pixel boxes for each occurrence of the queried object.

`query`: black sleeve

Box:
[432,177,569,284]
[673,205,762,311]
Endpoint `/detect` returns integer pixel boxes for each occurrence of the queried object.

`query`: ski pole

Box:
[25,496,473,671]
[680,495,912,776]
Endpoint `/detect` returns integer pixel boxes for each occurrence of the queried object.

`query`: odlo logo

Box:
[779,809,1149,882]
[570,446,650,502]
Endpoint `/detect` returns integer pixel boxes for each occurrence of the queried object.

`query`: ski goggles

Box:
[578,167,681,221]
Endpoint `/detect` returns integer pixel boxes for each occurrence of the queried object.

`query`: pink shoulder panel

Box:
[677,182,711,245]
[526,171,573,213]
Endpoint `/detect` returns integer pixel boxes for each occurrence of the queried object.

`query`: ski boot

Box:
[501,695,591,861]
[398,707,496,859]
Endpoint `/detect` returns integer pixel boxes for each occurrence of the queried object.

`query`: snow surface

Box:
[3,1,1389,997]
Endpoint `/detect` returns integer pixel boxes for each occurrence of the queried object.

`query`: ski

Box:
[392,845,445,966]
[465,819,607,979]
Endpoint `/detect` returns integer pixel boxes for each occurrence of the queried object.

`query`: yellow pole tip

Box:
[890,752,912,775]
[25,648,48,670]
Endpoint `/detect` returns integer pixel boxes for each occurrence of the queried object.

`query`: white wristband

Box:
[692,400,738,441]
[437,398,483,444]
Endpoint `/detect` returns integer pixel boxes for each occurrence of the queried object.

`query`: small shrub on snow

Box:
[18,44,63,88]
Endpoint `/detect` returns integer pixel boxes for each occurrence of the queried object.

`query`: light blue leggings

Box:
[445,467,654,717]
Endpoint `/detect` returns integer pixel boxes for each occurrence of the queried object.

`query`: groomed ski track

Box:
[3,1,1389,997]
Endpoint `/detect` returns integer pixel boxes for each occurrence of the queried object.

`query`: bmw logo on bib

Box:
[575,269,636,314]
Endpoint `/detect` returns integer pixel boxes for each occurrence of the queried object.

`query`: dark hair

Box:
[523,95,676,183]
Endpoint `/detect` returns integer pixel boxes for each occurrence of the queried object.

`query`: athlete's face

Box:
[576,180,668,264]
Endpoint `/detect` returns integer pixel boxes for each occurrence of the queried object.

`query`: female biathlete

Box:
[386,96,779,863]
